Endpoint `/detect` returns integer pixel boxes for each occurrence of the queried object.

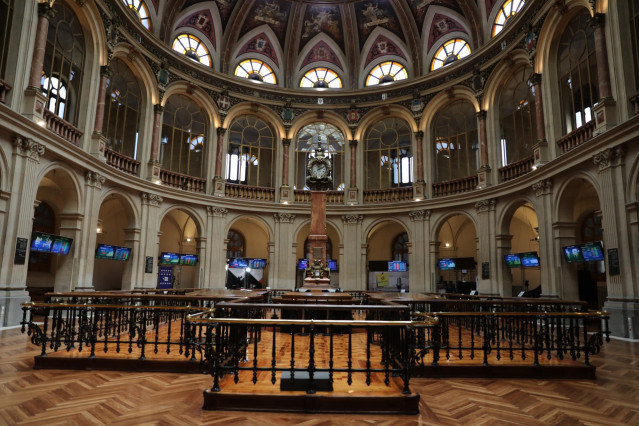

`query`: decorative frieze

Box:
[85,171,105,189]
[207,206,228,217]
[475,198,496,213]
[342,214,363,224]
[274,213,295,223]
[141,192,163,207]
[593,146,625,171]
[532,179,553,197]
[13,135,45,160]
[409,209,430,222]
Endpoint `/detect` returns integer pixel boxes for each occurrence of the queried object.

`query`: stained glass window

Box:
[365,61,408,86]
[235,59,276,84]
[300,67,342,88]
[122,0,151,30]
[431,39,471,71]
[492,0,525,37]
[172,34,212,67]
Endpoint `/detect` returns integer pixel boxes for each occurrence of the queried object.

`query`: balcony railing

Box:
[363,187,413,204]
[0,77,12,103]
[225,183,275,201]
[43,109,83,146]
[294,189,344,204]
[105,148,140,176]
[630,92,639,116]
[159,169,206,193]
[432,175,478,197]
[498,155,534,182]
[557,121,596,155]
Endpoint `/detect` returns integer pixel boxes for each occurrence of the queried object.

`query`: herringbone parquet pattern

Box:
[2,326,638,425]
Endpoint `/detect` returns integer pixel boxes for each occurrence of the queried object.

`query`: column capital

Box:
[100,65,112,78]
[476,110,487,120]
[475,198,496,213]
[409,209,430,222]
[153,104,164,114]
[282,138,291,147]
[532,179,553,197]
[342,214,363,224]
[349,139,358,148]
[414,131,424,140]
[207,206,228,217]
[13,135,45,160]
[141,192,163,207]
[593,145,625,171]
[37,3,56,19]
[85,170,105,189]
[217,127,227,137]
[274,213,295,223]
[590,13,605,29]
[528,72,543,86]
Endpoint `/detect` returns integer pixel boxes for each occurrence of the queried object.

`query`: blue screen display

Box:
[31,232,54,253]
[51,237,72,255]
[562,245,583,263]
[520,252,540,267]
[297,259,309,270]
[228,258,248,268]
[96,244,115,259]
[504,254,521,268]
[388,261,407,272]
[160,252,180,265]
[438,258,456,270]
[581,242,604,262]
[114,247,131,261]
[328,259,338,271]
[249,258,266,269]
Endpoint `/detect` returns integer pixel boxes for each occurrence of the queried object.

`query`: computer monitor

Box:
[327,259,338,271]
[297,259,309,270]
[387,261,407,272]
[114,247,131,261]
[438,258,456,270]
[159,252,180,266]
[31,232,54,253]
[95,244,115,260]
[581,241,604,262]
[504,254,522,268]
[520,252,540,268]
[179,254,198,266]
[51,236,73,255]
[228,258,248,268]
[562,245,584,263]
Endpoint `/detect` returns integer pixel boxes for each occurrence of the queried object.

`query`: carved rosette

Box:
[532,179,553,197]
[274,213,295,223]
[14,136,45,160]
[207,206,228,217]
[341,215,363,224]
[475,198,496,213]
[593,146,625,171]
[141,192,163,207]
[409,209,430,222]
[85,171,105,189]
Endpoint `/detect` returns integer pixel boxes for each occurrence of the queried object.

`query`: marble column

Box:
[528,73,546,143]
[122,227,142,291]
[347,139,358,204]
[54,213,83,292]
[281,138,291,186]
[495,234,514,296]
[147,104,164,181]
[213,127,227,196]
[413,132,426,199]
[93,66,112,134]
[532,179,555,296]
[28,3,55,89]
[591,13,617,133]
[341,215,364,290]
[476,111,491,188]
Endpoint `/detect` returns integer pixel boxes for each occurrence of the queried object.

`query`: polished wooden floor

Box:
[2,325,639,425]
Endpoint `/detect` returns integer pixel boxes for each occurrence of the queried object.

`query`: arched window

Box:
[226,229,245,258]
[558,10,599,135]
[364,118,412,189]
[430,39,471,71]
[0,0,14,78]
[29,202,55,272]
[492,0,525,37]
[629,0,639,91]
[392,233,409,263]
[365,61,408,86]
[226,115,275,187]
[295,123,345,191]
[235,59,276,84]
[300,67,342,88]
[41,1,85,125]
[160,94,206,178]
[122,0,151,30]
[172,34,212,67]
[103,58,142,160]
[433,101,479,182]
[498,66,536,166]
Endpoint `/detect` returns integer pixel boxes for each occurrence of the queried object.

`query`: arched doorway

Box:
[295,221,341,288]
[225,216,270,289]
[506,203,540,296]
[366,220,409,292]
[436,214,477,294]
[158,209,202,289]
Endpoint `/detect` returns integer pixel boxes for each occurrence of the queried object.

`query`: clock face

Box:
[311,163,328,178]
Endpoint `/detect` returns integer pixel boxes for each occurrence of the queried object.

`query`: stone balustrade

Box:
[0,78,12,103]
[498,155,534,182]
[225,183,275,201]
[556,121,596,155]
[363,187,413,204]
[432,175,478,197]
[43,109,83,146]
[159,169,206,193]
[294,190,344,204]
[105,148,140,176]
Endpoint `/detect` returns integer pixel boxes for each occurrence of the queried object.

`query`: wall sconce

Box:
[444,242,450,248]
[96,219,103,234]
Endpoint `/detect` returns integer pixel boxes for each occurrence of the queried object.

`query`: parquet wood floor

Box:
[2,326,639,425]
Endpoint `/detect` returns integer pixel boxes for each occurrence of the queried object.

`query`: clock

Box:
[311,163,328,179]
[306,147,332,190]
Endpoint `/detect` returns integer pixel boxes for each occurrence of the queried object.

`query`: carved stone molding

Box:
[593,146,625,171]
[217,127,227,137]
[13,135,45,160]
[532,179,553,197]
[85,171,105,189]
[274,213,295,223]
[342,214,363,224]
[409,209,431,221]
[141,192,163,207]
[475,198,496,213]
[207,206,228,217]
[282,138,291,147]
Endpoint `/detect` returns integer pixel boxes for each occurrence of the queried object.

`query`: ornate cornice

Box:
[85,171,105,189]
[532,179,553,197]
[141,192,163,207]
[342,215,363,224]
[475,198,496,213]
[13,135,45,160]
[207,206,228,217]
[274,213,295,223]
[593,146,625,171]
[409,209,430,222]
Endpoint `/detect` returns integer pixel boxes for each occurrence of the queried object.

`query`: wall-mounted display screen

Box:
[438,258,456,270]
[520,252,540,267]
[30,232,54,253]
[228,258,248,268]
[51,236,73,255]
[297,259,309,270]
[388,261,407,272]
[249,258,266,269]
[96,244,115,259]
[114,247,131,261]
[562,245,583,263]
[179,254,198,266]
[159,252,180,266]
[328,259,338,271]
[504,254,522,268]
[581,241,604,262]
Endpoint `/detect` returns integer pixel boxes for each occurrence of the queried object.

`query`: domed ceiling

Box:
[134,0,522,88]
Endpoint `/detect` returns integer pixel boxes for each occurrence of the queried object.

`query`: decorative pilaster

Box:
[413,132,425,199]
[147,104,164,182]
[138,192,164,289]
[280,138,293,203]
[213,127,227,196]
[528,73,549,166]
[591,13,617,134]
[531,179,555,296]
[272,212,296,288]
[347,139,358,204]
[532,179,553,197]
[476,111,491,188]
[342,214,365,290]
[204,206,229,289]
[409,209,431,292]
[475,198,498,295]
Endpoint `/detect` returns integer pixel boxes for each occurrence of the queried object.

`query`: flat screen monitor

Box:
[388,261,407,272]
[114,247,131,261]
[504,254,522,268]
[562,245,584,263]
[438,258,456,270]
[328,259,338,271]
[31,232,54,253]
[51,236,73,255]
[95,244,115,260]
[520,252,540,268]
[581,241,604,262]
[297,259,309,270]
[180,254,198,266]
[228,258,248,268]
[159,252,180,266]
[249,258,266,269]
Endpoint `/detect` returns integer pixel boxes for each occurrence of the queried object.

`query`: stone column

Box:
[341,215,364,290]
[121,228,142,291]
[273,213,296,289]
[591,14,617,134]
[476,111,492,188]
[90,67,112,161]
[204,206,228,289]
[54,213,83,292]
[193,236,206,289]
[528,73,549,166]
[347,139,358,204]
[213,127,227,196]
[147,104,164,182]
[495,234,514,296]
[475,199,498,295]
[429,240,441,290]
[552,222,579,300]
[413,132,425,199]
[0,137,45,326]
[532,179,555,296]
[138,192,163,289]
[409,210,430,292]
[280,138,293,203]
[74,171,105,291]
